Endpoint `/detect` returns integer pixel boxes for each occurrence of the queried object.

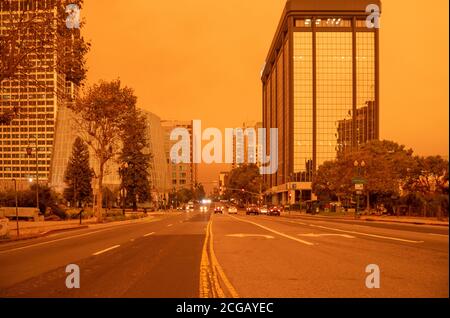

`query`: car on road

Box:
[228,206,238,214]
[200,205,208,212]
[246,205,260,215]
[214,206,224,214]
[268,206,281,216]
[260,205,269,215]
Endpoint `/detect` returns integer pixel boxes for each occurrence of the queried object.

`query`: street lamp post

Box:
[26,140,39,213]
[12,179,19,237]
[120,162,129,215]
[353,160,366,219]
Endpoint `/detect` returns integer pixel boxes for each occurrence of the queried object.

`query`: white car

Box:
[228,206,238,214]
[260,205,269,215]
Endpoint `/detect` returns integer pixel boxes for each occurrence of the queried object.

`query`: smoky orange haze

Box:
[82,0,449,193]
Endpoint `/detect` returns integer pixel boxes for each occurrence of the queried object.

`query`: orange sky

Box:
[82,0,449,191]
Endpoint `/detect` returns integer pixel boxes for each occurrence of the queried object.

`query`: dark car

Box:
[214,206,224,214]
[268,206,281,216]
[246,205,260,215]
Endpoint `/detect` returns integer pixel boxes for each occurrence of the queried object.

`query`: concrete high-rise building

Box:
[142,111,170,204]
[0,1,76,190]
[161,120,198,191]
[218,171,229,196]
[232,121,263,169]
[261,0,380,204]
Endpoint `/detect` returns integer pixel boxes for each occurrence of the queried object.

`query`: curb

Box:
[362,218,449,227]
[40,225,89,236]
[0,214,164,244]
[0,225,90,244]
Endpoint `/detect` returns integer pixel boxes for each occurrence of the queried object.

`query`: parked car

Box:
[246,205,260,215]
[214,206,224,214]
[268,206,281,216]
[260,205,269,215]
[228,206,238,214]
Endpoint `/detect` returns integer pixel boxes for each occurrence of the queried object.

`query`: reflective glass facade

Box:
[293,32,313,177]
[316,32,353,167]
[262,0,380,199]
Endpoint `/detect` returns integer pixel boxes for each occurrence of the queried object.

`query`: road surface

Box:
[0,210,447,298]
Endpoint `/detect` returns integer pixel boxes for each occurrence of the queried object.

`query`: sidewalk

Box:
[1,210,178,242]
[283,211,449,227]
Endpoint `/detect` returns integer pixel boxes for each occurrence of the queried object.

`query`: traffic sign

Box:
[352,177,367,184]
[355,184,364,191]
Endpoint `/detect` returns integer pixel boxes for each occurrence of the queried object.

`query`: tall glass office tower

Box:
[261,0,380,204]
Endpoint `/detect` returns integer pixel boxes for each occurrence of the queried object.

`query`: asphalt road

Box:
[0,212,209,297]
[0,210,447,298]
[212,212,448,298]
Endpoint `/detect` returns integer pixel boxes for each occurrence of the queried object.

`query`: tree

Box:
[102,187,116,209]
[64,137,93,208]
[169,188,194,207]
[0,0,90,124]
[404,155,449,218]
[119,109,151,211]
[193,183,206,201]
[0,184,62,216]
[313,140,416,210]
[70,79,137,221]
[226,164,265,204]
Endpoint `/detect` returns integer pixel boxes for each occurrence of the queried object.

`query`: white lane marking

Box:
[428,233,448,237]
[288,220,308,225]
[226,234,275,239]
[309,224,424,243]
[298,233,355,239]
[228,216,314,246]
[92,245,120,256]
[144,232,155,237]
[167,224,173,227]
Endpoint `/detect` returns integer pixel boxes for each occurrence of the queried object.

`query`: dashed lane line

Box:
[92,245,120,256]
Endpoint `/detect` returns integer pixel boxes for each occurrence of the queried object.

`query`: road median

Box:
[282,211,449,227]
[0,212,169,244]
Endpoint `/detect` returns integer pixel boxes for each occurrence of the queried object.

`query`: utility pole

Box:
[35,135,39,213]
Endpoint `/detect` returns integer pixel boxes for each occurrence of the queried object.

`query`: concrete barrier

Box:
[2,207,40,221]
